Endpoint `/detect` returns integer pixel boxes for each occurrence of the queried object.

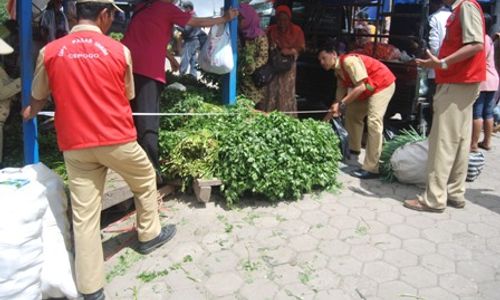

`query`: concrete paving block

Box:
[201,250,240,274]
[306,268,341,291]
[350,244,383,262]
[456,260,496,283]
[401,266,437,288]
[403,238,436,256]
[338,228,371,245]
[437,242,473,261]
[320,202,349,217]
[318,240,351,257]
[253,216,280,229]
[363,261,399,283]
[300,210,330,226]
[261,246,296,266]
[389,224,420,240]
[270,264,303,286]
[452,232,487,252]
[239,278,279,300]
[277,220,310,237]
[329,215,360,230]
[468,223,499,238]
[167,287,207,300]
[439,273,478,296]
[418,287,459,300]
[328,256,363,276]
[296,251,330,270]
[289,235,320,252]
[205,272,244,297]
[168,241,206,263]
[421,227,454,243]
[309,224,340,240]
[478,281,500,300]
[421,253,456,275]
[275,283,316,300]
[376,280,417,300]
[437,220,468,234]
[486,236,500,254]
[348,207,377,221]
[314,289,351,300]
[201,232,234,252]
[292,198,321,211]
[370,233,402,250]
[405,215,437,229]
[383,249,418,268]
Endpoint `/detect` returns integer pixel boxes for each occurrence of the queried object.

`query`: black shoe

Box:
[351,169,379,179]
[137,224,176,255]
[349,150,361,155]
[83,289,105,300]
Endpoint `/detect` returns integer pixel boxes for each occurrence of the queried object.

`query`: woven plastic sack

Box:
[466,152,485,182]
[199,24,234,74]
[390,140,428,186]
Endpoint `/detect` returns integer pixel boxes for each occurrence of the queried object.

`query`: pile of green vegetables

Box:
[159,74,342,206]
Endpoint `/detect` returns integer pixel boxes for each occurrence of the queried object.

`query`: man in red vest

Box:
[22,0,176,298]
[405,0,486,212]
[319,42,396,179]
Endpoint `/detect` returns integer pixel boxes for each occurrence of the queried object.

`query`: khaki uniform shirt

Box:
[334,56,368,101]
[452,0,484,45]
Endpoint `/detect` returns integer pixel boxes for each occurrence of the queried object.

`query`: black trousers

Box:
[130,74,164,179]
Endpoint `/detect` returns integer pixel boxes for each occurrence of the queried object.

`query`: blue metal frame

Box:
[19,0,39,164]
[222,0,238,105]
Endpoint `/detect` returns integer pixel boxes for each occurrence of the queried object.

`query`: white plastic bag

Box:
[199,24,234,74]
[0,167,47,300]
[390,140,428,186]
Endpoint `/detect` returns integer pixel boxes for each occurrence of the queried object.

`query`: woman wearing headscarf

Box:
[238,3,269,105]
[265,5,305,114]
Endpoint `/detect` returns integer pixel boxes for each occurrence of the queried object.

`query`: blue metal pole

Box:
[19,0,39,164]
[222,0,238,105]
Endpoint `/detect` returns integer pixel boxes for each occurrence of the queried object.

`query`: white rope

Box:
[37,109,332,118]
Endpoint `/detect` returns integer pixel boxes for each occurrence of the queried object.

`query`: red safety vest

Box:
[339,54,395,100]
[44,30,137,151]
[436,0,486,84]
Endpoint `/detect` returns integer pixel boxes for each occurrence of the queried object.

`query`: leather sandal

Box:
[403,199,445,213]
[478,142,491,151]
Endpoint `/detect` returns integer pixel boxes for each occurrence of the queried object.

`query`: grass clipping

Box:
[380,128,426,182]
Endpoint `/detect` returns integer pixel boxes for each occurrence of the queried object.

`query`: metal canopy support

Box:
[19,0,39,164]
[222,0,238,105]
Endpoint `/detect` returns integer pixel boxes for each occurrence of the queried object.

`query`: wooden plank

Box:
[195,178,222,187]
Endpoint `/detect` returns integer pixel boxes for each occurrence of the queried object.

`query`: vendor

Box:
[318,41,395,179]
[0,38,21,169]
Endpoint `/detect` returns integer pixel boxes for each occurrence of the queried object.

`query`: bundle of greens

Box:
[379,127,426,182]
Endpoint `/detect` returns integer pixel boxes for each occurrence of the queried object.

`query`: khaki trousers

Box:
[345,82,395,173]
[63,141,161,294]
[419,83,480,209]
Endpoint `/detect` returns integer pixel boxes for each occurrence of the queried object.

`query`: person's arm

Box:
[22,49,50,120]
[166,50,179,72]
[124,46,135,100]
[323,82,347,121]
[186,8,238,28]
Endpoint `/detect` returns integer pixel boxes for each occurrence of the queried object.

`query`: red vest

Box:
[436,0,486,84]
[339,54,395,100]
[44,30,137,151]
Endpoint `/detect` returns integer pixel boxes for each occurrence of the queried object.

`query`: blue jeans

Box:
[180,39,200,77]
[472,91,495,120]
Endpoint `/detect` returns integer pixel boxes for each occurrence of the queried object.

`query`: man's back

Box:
[38,25,136,151]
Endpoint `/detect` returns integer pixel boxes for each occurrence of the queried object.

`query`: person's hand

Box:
[415,49,441,69]
[21,105,35,121]
[224,8,239,22]
[323,102,341,122]
[170,58,180,72]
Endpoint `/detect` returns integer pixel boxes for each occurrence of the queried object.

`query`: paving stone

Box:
[481,214,500,228]
[273,205,302,220]
[391,204,421,217]
[403,238,436,256]
[377,280,417,300]
[320,202,349,217]
[339,275,379,299]
[370,233,402,250]
[168,241,206,262]
[253,216,280,229]
[383,249,418,268]
[232,240,264,260]
[163,265,206,291]
[296,251,329,270]
[309,224,339,240]
[450,210,481,224]
[389,224,420,239]
[418,287,459,300]
[440,273,478,296]
[260,246,296,266]
[406,215,436,229]
[437,220,468,234]
[201,250,240,274]
[289,235,319,252]
[239,278,279,300]
[278,220,310,237]
[339,197,367,208]
[421,227,454,243]
[486,237,500,254]
[293,198,321,211]
[201,233,234,252]
[205,272,243,297]
[437,243,473,261]
[270,264,303,286]
[457,261,495,283]
[401,266,437,288]
[365,200,393,213]
[468,223,499,238]
[363,261,398,283]
[306,268,341,291]
[318,239,351,257]
[338,228,370,245]
[300,210,330,226]
[362,220,388,235]
[421,253,456,274]
[329,215,360,230]
[167,287,207,300]
[328,256,363,276]
[276,283,316,300]
[350,244,383,262]
[478,281,500,300]
[452,232,487,252]
[349,207,377,221]
[314,290,351,300]
[232,224,259,240]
